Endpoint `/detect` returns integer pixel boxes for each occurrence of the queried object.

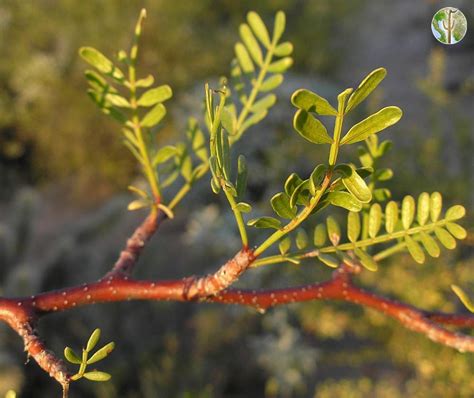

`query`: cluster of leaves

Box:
[63,328,115,383]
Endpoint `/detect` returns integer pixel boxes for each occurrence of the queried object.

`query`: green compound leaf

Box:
[446,222,467,240]
[260,74,284,92]
[64,347,81,364]
[326,216,341,246]
[345,67,387,113]
[368,203,382,238]
[293,110,333,144]
[296,229,309,250]
[250,94,277,114]
[451,285,474,313]
[86,329,101,352]
[434,227,456,249]
[385,200,399,234]
[141,103,166,127]
[137,85,173,106]
[267,57,293,73]
[273,10,286,43]
[291,88,338,116]
[318,253,339,268]
[417,192,430,226]
[314,224,327,247]
[405,235,425,264]
[79,47,124,81]
[274,41,293,56]
[341,169,372,203]
[235,42,254,73]
[87,342,115,365]
[271,192,297,219]
[340,106,402,145]
[354,248,378,271]
[239,23,263,65]
[247,216,281,229]
[347,211,361,243]
[419,231,440,258]
[401,195,415,229]
[445,205,466,221]
[430,192,442,222]
[83,371,112,382]
[247,12,271,48]
[326,191,362,212]
[279,236,291,255]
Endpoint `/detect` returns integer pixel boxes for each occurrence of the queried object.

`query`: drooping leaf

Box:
[291,89,338,116]
[368,203,382,238]
[434,227,456,249]
[318,253,339,268]
[247,12,271,48]
[293,110,333,144]
[401,195,415,229]
[354,248,378,271]
[347,211,361,243]
[137,85,172,106]
[341,169,372,203]
[326,191,362,212]
[419,231,440,258]
[385,201,399,234]
[430,192,442,222]
[340,106,402,145]
[445,222,467,240]
[247,217,281,229]
[326,216,341,246]
[141,103,166,127]
[239,23,263,65]
[345,67,387,113]
[271,192,296,219]
[405,235,425,264]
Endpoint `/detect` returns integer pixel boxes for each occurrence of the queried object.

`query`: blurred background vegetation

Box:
[0,0,473,397]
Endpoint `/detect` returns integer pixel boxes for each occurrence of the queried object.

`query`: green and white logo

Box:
[431,7,467,45]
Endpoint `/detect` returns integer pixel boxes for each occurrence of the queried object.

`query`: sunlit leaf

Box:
[141,103,166,127]
[260,74,283,92]
[340,106,402,145]
[451,285,474,313]
[309,164,328,195]
[296,229,308,250]
[267,57,293,73]
[64,347,81,364]
[401,195,415,229]
[385,201,399,234]
[86,329,101,353]
[274,41,293,56]
[291,89,337,116]
[445,223,467,240]
[445,205,466,221]
[250,94,276,114]
[368,203,382,238]
[314,224,327,247]
[87,342,115,365]
[247,12,271,48]
[434,227,456,249]
[342,169,372,203]
[235,42,254,73]
[326,216,341,246]
[326,191,362,212]
[271,192,296,219]
[279,237,291,255]
[137,85,172,106]
[354,248,378,271]
[293,110,333,144]
[83,371,111,382]
[247,217,281,229]
[345,67,387,113]
[430,192,442,222]
[273,11,286,43]
[153,146,177,166]
[419,231,440,258]
[347,211,361,243]
[235,202,252,213]
[405,235,425,264]
[318,253,339,268]
[239,23,263,65]
[79,47,124,81]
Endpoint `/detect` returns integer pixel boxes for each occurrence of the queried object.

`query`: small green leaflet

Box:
[291,89,337,116]
[293,110,333,144]
[345,67,387,113]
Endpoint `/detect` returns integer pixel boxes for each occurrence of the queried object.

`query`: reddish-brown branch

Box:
[102,210,164,279]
